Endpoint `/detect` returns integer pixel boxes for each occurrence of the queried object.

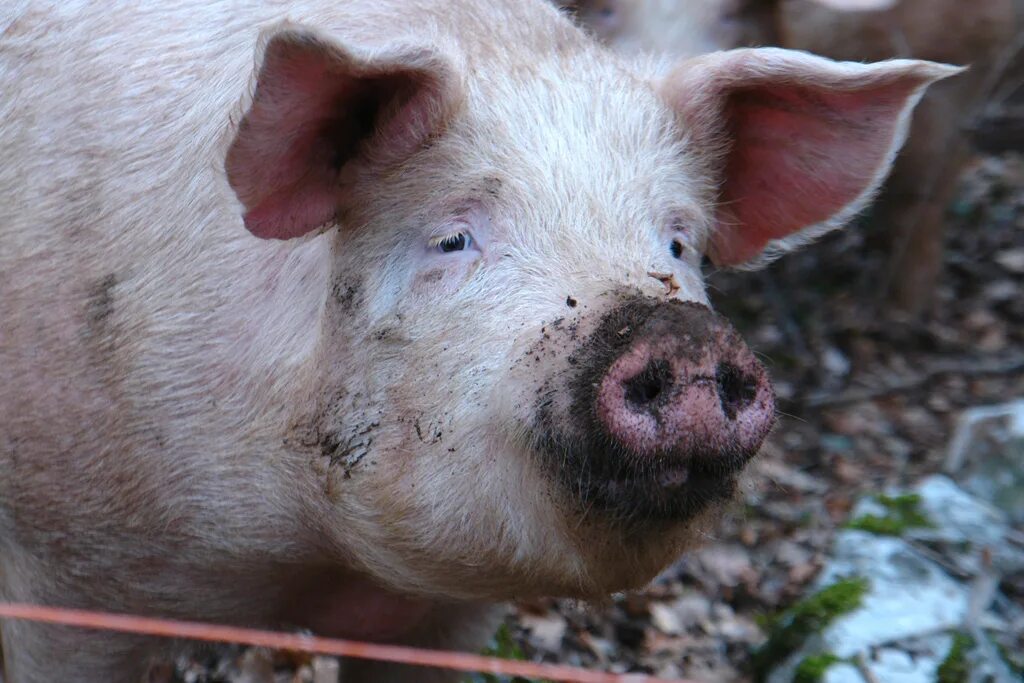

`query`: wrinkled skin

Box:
[0,1,952,681]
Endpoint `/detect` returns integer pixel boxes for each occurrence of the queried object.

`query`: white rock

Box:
[862,637,951,683]
[823,346,851,378]
[821,662,864,683]
[311,657,340,683]
[768,619,957,683]
[847,496,887,521]
[661,592,711,632]
[768,652,864,683]
[814,531,967,657]
[693,543,753,587]
[995,247,1024,273]
[764,469,1024,683]
[910,475,1007,547]
[649,602,683,635]
[519,613,567,651]
[945,402,1024,525]
[946,401,1024,473]
[230,648,275,683]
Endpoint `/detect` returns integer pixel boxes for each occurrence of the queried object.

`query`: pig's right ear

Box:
[659,48,960,268]
[225,27,463,240]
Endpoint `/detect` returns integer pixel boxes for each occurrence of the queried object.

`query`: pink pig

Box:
[0,1,954,680]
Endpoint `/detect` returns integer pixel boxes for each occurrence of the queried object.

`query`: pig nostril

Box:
[624,359,673,410]
[715,362,758,419]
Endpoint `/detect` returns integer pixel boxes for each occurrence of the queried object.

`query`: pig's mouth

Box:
[533,295,775,524]
[535,407,746,523]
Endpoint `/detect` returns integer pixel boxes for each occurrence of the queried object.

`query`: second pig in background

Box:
[565,0,1022,317]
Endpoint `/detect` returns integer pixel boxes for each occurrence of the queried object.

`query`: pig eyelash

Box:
[428,230,473,253]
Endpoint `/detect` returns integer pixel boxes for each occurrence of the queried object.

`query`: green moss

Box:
[793,653,844,683]
[845,514,908,535]
[750,577,869,682]
[484,623,527,662]
[845,493,933,536]
[466,624,550,683]
[876,494,932,525]
[936,632,974,683]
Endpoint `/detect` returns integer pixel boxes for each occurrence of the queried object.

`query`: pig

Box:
[556,0,776,58]
[774,0,1020,314]
[0,1,954,681]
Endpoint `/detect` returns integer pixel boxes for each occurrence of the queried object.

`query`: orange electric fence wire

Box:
[0,602,697,683]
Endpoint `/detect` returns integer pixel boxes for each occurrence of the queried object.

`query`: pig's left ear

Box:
[225,26,463,240]
[659,48,961,267]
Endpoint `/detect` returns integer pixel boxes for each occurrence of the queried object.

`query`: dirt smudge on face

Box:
[331,278,362,313]
[81,273,124,367]
[419,269,445,284]
[286,389,382,491]
[413,416,444,444]
[320,420,378,479]
[85,273,117,332]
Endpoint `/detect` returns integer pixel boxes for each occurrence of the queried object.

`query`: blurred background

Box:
[171,1,1024,681]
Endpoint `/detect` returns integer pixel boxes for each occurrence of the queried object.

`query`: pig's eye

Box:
[430,231,472,253]
[670,239,684,259]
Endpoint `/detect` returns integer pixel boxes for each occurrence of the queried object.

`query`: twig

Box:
[854,653,881,683]
[903,539,973,581]
[966,622,1019,683]
[803,356,1024,408]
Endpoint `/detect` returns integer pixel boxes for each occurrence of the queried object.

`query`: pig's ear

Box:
[659,48,960,268]
[226,27,463,240]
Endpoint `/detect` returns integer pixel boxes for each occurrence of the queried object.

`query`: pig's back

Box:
[0,2,278,260]
[0,2,336,525]
[777,0,1015,66]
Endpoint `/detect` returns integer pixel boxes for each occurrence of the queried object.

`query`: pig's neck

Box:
[279,569,434,642]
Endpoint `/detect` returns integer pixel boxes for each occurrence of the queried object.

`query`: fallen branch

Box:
[802,356,1024,408]
[854,652,882,683]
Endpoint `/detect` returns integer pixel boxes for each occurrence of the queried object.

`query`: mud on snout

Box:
[535,294,776,524]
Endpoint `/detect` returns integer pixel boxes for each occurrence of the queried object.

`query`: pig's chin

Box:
[535,428,743,524]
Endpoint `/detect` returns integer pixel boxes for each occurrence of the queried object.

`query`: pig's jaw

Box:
[536,405,743,523]
[278,569,434,641]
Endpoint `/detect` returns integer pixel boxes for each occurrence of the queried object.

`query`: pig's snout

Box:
[593,303,773,469]
[540,297,776,521]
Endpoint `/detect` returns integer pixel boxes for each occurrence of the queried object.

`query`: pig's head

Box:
[224,17,956,601]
